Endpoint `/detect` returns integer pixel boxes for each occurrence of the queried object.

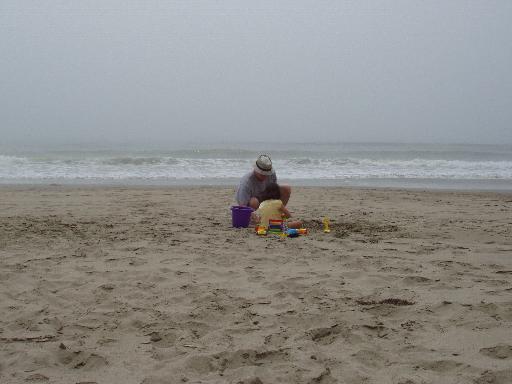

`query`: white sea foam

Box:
[1,143,512,188]
[1,154,512,182]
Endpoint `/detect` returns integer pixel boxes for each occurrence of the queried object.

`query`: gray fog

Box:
[1,0,511,147]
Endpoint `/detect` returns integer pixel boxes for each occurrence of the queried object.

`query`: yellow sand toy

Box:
[255,225,267,235]
[323,217,331,233]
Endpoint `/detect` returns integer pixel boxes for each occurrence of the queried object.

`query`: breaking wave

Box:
[1,153,512,182]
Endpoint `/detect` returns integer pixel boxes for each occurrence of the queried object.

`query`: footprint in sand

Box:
[57,349,108,370]
[480,344,512,359]
[141,377,178,384]
[213,348,290,372]
[475,302,512,321]
[235,378,264,384]
[308,324,344,345]
[181,349,288,375]
[351,349,387,369]
[148,331,177,348]
[264,332,289,347]
[402,276,432,285]
[25,373,50,382]
[476,369,512,384]
[74,354,108,370]
[417,359,466,373]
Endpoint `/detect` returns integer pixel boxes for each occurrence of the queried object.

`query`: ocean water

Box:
[1,142,512,190]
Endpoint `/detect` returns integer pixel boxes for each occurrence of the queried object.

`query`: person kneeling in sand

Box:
[252,183,302,229]
[235,154,291,210]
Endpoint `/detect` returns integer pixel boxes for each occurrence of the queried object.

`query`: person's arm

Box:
[235,183,251,206]
[279,204,292,219]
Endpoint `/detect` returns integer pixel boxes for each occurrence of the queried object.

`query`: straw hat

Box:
[253,154,273,176]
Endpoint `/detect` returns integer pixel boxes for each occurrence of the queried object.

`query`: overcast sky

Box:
[1,0,511,146]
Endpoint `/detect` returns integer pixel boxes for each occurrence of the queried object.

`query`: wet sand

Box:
[1,186,511,384]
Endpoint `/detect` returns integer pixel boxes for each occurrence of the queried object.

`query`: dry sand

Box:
[1,186,511,384]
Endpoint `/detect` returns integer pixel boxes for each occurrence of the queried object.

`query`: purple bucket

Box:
[231,206,253,228]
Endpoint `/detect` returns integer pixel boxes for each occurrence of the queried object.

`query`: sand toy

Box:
[323,217,331,233]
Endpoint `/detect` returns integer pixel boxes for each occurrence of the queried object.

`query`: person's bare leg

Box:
[280,185,291,206]
[250,211,261,225]
[287,220,302,229]
[249,197,260,210]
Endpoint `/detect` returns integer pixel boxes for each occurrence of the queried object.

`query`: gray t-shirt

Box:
[235,171,277,206]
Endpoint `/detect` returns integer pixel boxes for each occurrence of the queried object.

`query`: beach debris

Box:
[356,298,415,306]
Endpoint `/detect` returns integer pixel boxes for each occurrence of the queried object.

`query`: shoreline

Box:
[1,177,512,194]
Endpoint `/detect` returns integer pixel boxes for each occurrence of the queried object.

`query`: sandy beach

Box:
[0,185,511,384]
